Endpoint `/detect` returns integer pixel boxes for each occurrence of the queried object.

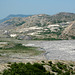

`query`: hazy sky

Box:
[0,0,75,19]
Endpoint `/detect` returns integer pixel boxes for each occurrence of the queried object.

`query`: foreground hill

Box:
[1,60,75,75]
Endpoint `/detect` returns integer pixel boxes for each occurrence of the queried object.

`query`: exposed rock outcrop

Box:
[60,21,75,39]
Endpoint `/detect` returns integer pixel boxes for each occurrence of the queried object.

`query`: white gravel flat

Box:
[28,40,75,61]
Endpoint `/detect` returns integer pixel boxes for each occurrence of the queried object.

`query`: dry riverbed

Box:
[0,40,75,73]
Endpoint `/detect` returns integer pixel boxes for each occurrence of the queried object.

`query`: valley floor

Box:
[0,40,75,74]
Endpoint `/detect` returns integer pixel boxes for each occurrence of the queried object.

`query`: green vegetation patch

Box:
[71,36,75,39]
[47,61,75,75]
[1,61,75,75]
[16,21,25,26]
[3,62,50,75]
[2,61,75,75]
[56,62,67,70]
[33,38,62,40]
[0,43,43,56]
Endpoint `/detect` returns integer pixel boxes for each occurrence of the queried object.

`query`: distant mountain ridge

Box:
[0,14,32,23]
[1,12,75,29]
[0,12,75,23]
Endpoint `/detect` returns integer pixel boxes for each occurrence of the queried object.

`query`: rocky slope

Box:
[60,21,75,39]
[51,12,75,23]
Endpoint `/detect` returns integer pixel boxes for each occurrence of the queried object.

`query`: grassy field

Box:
[0,42,43,59]
[0,44,43,55]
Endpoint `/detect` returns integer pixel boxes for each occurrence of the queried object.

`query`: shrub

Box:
[70,64,74,67]
[33,63,46,72]
[48,61,53,66]
[63,70,70,75]
[71,36,75,39]
[41,61,45,63]
[57,62,67,70]
[8,62,11,64]
[51,65,58,72]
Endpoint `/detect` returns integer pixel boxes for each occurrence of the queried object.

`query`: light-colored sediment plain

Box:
[0,40,75,64]
[27,40,75,61]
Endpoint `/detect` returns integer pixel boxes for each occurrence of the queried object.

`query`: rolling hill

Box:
[0,12,75,40]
